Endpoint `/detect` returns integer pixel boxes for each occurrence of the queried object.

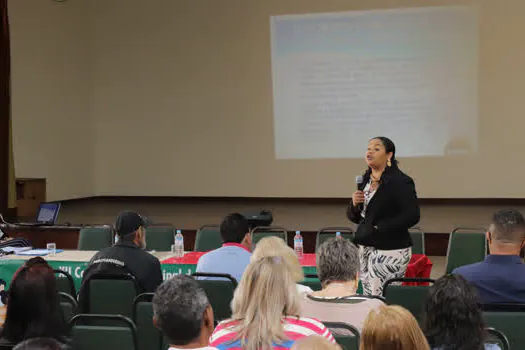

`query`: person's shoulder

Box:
[285,316,327,331]
[452,261,485,276]
[388,168,415,184]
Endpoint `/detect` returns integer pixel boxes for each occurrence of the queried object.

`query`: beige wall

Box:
[9,0,93,201]
[9,0,525,200]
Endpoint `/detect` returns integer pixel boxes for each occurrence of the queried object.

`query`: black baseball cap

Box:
[115,211,147,237]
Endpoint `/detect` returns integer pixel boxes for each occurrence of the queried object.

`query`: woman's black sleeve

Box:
[377,177,420,232]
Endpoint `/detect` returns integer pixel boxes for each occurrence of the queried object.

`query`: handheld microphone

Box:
[356,175,364,189]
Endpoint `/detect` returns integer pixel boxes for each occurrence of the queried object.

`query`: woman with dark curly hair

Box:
[423,274,500,350]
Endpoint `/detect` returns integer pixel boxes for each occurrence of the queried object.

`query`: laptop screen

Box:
[36,202,61,224]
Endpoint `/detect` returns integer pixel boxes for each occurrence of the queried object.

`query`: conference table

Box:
[0,250,432,290]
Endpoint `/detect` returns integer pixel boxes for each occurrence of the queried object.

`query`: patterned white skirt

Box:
[358,245,412,296]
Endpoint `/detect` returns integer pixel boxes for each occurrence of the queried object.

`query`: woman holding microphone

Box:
[347,137,420,296]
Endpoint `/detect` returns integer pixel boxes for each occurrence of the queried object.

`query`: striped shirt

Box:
[210,316,335,350]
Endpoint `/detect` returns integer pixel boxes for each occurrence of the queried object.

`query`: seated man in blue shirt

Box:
[453,209,525,304]
[196,213,252,282]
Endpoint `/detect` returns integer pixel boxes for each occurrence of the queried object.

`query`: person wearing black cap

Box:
[83,211,163,293]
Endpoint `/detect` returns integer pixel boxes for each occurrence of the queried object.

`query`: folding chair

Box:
[409,227,425,255]
[446,227,487,274]
[59,291,78,322]
[70,314,138,350]
[192,272,237,322]
[485,327,510,350]
[251,226,288,246]
[322,322,360,350]
[382,277,435,323]
[145,226,175,251]
[194,225,222,252]
[482,303,525,350]
[77,226,113,251]
[132,293,164,350]
[54,269,76,297]
[315,227,353,252]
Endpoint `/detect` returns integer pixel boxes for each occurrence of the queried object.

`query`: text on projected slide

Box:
[271,6,478,159]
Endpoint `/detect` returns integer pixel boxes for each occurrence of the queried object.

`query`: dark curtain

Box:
[0,0,11,218]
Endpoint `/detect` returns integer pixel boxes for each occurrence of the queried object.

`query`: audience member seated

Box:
[80,211,162,294]
[0,258,69,347]
[153,275,216,350]
[196,213,252,282]
[453,209,525,304]
[13,337,66,350]
[423,274,501,350]
[251,236,313,294]
[300,238,383,332]
[210,256,335,350]
[291,336,341,350]
[361,305,430,350]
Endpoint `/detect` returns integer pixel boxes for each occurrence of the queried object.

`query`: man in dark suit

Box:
[453,209,525,304]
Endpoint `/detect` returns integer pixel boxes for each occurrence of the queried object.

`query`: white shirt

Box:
[361,180,377,218]
[297,283,314,294]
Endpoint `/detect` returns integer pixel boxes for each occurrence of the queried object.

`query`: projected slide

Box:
[271,6,478,159]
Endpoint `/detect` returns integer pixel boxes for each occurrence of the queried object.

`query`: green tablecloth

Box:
[0,258,318,290]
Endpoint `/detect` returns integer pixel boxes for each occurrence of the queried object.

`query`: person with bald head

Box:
[453,209,525,304]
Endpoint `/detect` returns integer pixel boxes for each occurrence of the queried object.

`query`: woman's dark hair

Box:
[423,274,485,350]
[372,136,398,168]
[1,257,68,343]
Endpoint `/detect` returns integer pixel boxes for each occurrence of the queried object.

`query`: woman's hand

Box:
[352,191,365,207]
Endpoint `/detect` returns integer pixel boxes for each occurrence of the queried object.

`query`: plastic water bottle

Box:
[174,229,184,258]
[294,230,303,258]
[336,231,341,239]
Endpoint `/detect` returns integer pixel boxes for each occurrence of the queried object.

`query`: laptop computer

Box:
[17,202,61,226]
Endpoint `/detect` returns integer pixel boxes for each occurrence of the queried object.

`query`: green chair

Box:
[59,291,78,322]
[300,274,322,291]
[54,269,76,297]
[70,314,138,350]
[251,226,288,247]
[485,327,510,350]
[482,304,525,350]
[77,226,113,251]
[133,293,163,350]
[145,226,175,251]
[409,227,425,255]
[322,322,360,350]
[83,273,140,320]
[315,227,353,252]
[192,272,237,322]
[382,278,435,323]
[445,227,487,274]
[194,225,222,252]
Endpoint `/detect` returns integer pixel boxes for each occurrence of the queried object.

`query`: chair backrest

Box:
[59,291,78,322]
[484,311,525,350]
[145,226,175,251]
[70,314,138,350]
[315,227,354,252]
[446,229,487,274]
[251,226,288,246]
[300,274,322,291]
[194,225,222,252]
[409,227,425,255]
[77,226,113,251]
[54,269,76,297]
[83,273,140,319]
[322,322,360,350]
[132,293,163,350]
[485,327,510,350]
[191,272,237,322]
[382,278,435,323]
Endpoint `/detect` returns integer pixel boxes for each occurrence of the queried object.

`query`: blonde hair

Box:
[360,305,430,350]
[230,256,301,350]
[251,236,304,282]
[292,336,341,350]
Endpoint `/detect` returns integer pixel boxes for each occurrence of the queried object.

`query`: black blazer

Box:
[347,167,420,250]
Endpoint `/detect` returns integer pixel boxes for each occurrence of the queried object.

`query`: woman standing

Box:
[347,137,420,296]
